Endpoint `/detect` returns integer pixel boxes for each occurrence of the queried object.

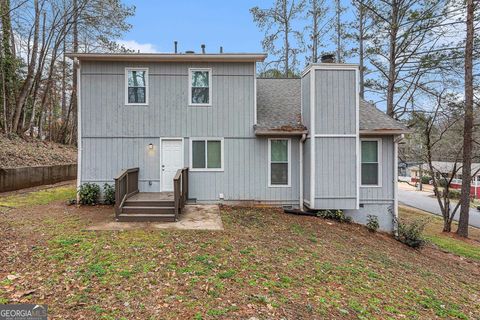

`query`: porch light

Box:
[148,143,154,149]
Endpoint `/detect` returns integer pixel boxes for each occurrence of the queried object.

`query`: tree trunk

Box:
[335,0,341,62]
[283,0,289,77]
[386,1,398,118]
[312,0,318,63]
[12,0,39,133]
[457,0,475,238]
[70,0,79,145]
[358,2,365,99]
[1,0,16,133]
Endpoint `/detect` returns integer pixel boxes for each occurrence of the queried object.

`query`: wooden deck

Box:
[114,168,188,222]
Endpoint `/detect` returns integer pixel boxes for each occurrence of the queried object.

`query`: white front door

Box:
[161,139,183,191]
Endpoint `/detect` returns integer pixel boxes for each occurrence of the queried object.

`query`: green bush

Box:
[78,183,100,205]
[317,210,352,223]
[420,176,431,184]
[444,189,461,199]
[366,215,379,232]
[396,219,427,248]
[103,183,115,205]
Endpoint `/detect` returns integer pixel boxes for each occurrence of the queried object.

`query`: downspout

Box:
[75,57,81,203]
[393,134,404,235]
[299,133,307,210]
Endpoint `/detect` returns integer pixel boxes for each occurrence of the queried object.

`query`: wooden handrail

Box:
[173,167,189,221]
[114,167,139,218]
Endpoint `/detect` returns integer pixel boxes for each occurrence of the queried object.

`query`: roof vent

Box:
[185,50,195,54]
[174,41,178,54]
[201,44,206,54]
[321,54,335,63]
[220,46,223,54]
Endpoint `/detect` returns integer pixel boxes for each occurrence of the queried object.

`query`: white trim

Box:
[125,67,149,105]
[268,138,291,188]
[360,138,383,187]
[159,137,184,192]
[188,68,212,107]
[310,69,316,206]
[301,63,359,77]
[189,137,224,171]
[253,62,257,125]
[314,134,357,138]
[355,67,360,209]
[393,135,401,234]
[76,58,82,201]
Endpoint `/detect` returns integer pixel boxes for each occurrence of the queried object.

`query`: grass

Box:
[0,186,75,210]
[400,205,480,261]
[0,185,479,319]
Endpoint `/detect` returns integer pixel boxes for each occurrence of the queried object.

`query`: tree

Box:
[332,0,346,62]
[362,0,454,119]
[305,0,328,63]
[251,0,305,77]
[457,0,476,238]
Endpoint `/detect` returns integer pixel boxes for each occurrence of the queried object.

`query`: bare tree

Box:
[305,0,328,63]
[251,0,305,77]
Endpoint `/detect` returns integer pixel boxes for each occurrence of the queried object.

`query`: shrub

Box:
[420,176,431,184]
[444,189,461,199]
[396,219,427,248]
[317,210,352,223]
[103,183,115,205]
[366,215,379,232]
[78,183,100,205]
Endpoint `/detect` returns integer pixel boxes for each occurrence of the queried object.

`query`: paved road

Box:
[399,188,480,228]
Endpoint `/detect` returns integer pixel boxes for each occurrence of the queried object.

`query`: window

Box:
[189,68,212,106]
[268,138,290,187]
[190,138,223,171]
[126,68,148,105]
[361,139,382,186]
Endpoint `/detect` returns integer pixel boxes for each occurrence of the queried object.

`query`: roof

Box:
[65,52,267,63]
[255,78,409,135]
[410,161,480,176]
[255,78,307,135]
[359,100,409,134]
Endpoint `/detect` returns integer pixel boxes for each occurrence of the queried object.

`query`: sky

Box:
[119,0,267,54]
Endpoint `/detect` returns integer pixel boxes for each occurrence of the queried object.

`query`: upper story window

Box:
[189,68,212,106]
[126,68,148,105]
[361,138,382,186]
[268,138,291,187]
[190,138,223,171]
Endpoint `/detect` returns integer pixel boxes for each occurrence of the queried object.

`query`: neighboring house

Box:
[409,161,480,198]
[67,52,408,232]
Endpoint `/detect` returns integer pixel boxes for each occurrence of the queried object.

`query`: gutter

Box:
[299,133,307,210]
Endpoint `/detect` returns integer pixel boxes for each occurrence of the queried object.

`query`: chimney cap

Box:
[321,54,335,63]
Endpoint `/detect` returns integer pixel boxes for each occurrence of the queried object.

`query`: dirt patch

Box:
[0,134,77,168]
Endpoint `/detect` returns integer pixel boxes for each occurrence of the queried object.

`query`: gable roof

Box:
[255,78,408,135]
[255,78,306,135]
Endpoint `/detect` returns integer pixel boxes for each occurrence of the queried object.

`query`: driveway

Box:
[399,188,480,228]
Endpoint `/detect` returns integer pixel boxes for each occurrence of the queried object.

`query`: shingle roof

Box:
[255,78,306,134]
[359,100,408,133]
[255,78,408,135]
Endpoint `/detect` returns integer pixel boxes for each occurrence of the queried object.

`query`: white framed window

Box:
[361,138,382,187]
[190,138,224,171]
[268,138,291,187]
[188,68,212,106]
[125,68,148,105]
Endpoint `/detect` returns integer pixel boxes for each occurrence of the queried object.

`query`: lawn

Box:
[1,185,479,319]
[399,205,480,262]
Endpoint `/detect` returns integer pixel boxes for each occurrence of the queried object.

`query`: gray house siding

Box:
[311,68,358,209]
[345,135,395,231]
[79,61,299,205]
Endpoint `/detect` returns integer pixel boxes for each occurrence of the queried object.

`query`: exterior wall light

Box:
[148,143,154,149]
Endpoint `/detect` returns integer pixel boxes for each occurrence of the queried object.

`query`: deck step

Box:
[122,206,175,215]
[116,213,176,222]
[124,200,175,207]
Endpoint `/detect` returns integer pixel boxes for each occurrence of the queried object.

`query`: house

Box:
[66,51,408,232]
[409,161,480,198]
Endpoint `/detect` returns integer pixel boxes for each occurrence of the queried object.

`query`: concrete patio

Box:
[87,204,223,231]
